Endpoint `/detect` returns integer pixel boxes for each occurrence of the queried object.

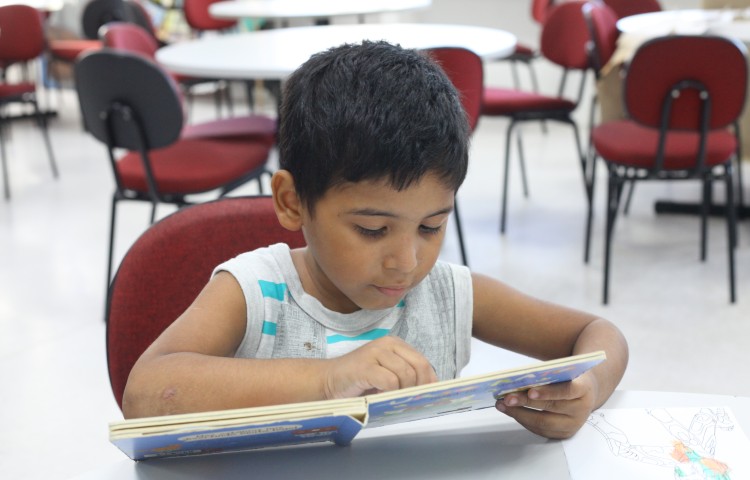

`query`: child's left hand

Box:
[494,372,598,439]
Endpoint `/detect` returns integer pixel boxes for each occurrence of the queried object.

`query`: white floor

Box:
[3,0,749,479]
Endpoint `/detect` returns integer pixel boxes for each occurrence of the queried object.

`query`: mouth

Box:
[374,285,409,297]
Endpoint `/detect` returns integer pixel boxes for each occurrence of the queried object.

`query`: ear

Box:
[271,170,304,231]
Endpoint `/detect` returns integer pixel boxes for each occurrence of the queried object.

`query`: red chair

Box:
[0,4,58,200]
[106,196,306,409]
[602,0,661,19]
[588,35,745,303]
[74,49,274,297]
[183,0,236,32]
[501,0,557,91]
[99,22,276,145]
[481,0,591,233]
[424,47,484,266]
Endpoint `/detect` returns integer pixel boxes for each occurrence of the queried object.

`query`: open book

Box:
[110,350,606,460]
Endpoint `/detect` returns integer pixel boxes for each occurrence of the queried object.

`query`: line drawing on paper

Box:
[587,407,734,479]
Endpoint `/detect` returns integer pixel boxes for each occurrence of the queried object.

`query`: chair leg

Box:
[33,99,59,179]
[500,121,516,234]
[245,80,255,113]
[700,177,711,262]
[725,169,737,303]
[622,181,636,215]
[105,196,119,321]
[584,153,598,264]
[603,174,623,305]
[569,121,586,195]
[149,201,158,224]
[454,197,468,266]
[516,129,529,198]
[526,61,547,134]
[1,123,9,200]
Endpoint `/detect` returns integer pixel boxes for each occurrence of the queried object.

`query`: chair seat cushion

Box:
[482,86,575,116]
[592,120,737,170]
[181,115,277,146]
[0,82,35,99]
[49,39,102,61]
[117,138,270,194]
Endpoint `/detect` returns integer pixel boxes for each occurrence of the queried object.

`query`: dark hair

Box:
[278,40,469,211]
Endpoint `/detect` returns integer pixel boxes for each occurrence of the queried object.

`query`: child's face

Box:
[298,172,455,314]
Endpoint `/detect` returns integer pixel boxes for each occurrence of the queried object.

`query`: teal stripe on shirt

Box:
[327,328,390,344]
[261,321,277,336]
[258,280,287,301]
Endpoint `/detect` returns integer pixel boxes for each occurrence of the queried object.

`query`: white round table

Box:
[156,23,517,80]
[616,8,750,42]
[209,0,432,22]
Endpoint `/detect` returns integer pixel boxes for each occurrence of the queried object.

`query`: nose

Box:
[383,234,418,273]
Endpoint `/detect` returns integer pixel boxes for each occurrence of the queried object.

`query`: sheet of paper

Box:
[562,407,750,480]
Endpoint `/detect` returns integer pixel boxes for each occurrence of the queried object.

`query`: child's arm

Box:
[122,272,436,419]
[471,273,628,439]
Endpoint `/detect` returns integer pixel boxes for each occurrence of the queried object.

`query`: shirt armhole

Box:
[448,263,473,375]
[212,259,265,358]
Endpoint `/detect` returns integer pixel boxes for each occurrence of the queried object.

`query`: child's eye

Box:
[419,225,443,235]
[355,225,386,238]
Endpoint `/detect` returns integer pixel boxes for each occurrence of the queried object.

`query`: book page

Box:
[562,407,750,479]
[365,352,605,428]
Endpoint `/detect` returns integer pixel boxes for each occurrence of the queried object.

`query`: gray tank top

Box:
[213,243,473,380]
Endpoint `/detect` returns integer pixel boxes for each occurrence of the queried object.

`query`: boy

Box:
[123,41,628,440]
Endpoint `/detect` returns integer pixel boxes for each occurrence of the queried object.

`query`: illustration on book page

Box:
[562,407,750,480]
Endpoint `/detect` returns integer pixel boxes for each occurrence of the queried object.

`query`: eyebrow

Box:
[346,206,454,219]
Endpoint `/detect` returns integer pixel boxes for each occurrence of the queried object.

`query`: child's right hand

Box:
[322,336,437,399]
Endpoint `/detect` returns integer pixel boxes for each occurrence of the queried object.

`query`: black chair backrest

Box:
[82,0,151,39]
[74,49,183,151]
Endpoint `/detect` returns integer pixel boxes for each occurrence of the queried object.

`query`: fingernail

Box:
[528,389,539,400]
[506,396,518,406]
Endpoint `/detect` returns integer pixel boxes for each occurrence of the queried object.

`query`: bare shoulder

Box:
[141,271,249,360]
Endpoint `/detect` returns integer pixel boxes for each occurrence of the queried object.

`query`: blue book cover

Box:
[110,351,605,461]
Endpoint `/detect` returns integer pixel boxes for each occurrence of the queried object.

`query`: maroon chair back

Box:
[603,0,661,19]
[106,196,306,409]
[426,47,484,133]
[624,35,747,131]
[582,1,620,75]
[100,21,159,59]
[540,1,591,70]
[183,0,236,31]
[0,5,45,62]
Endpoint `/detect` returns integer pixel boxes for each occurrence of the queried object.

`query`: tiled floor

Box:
[3,0,749,479]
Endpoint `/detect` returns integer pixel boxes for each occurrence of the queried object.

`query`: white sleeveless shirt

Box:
[213,243,473,380]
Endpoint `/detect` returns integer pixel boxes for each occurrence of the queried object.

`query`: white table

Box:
[209,0,432,23]
[156,23,517,80]
[71,391,750,479]
[0,0,62,11]
[617,8,750,42]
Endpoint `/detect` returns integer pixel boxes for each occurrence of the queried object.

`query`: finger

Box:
[497,403,579,439]
[500,381,582,411]
[502,391,587,416]
[374,351,420,389]
[390,343,438,386]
